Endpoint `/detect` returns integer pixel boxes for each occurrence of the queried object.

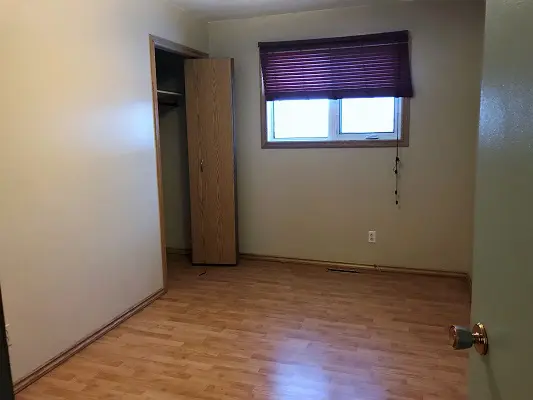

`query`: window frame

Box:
[260,73,410,149]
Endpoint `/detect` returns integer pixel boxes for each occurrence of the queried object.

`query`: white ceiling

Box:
[169,0,416,21]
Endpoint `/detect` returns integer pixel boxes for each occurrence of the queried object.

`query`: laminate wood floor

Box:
[18,256,470,400]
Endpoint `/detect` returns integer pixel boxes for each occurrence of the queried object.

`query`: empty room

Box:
[1,0,532,399]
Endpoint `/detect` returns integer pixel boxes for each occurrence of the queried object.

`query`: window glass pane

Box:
[271,100,329,139]
[341,98,395,134]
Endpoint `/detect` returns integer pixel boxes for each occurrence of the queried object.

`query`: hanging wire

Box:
[394,122,400,206]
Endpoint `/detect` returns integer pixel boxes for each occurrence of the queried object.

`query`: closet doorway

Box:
[149,36,238,289]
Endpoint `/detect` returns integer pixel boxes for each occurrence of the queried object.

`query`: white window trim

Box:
[266,98,405,144]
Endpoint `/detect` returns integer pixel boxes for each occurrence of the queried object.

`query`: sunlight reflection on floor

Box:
[273,347,386,400]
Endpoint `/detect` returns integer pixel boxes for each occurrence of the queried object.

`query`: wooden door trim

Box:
[149,35,208,290]
[150,35,208,59]
[0,286,14,400]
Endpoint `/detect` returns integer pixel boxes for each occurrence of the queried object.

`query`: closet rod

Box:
[157,89,183,97]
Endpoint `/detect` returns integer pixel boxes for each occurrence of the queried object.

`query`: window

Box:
[265,97,408,147]
[259,31,413,148]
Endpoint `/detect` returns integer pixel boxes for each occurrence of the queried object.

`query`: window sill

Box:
[261,139,409,149]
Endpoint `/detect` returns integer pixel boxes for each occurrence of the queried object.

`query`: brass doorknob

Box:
[449,323,488,355]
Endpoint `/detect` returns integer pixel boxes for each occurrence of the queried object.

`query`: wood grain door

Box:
[184,59,237,265]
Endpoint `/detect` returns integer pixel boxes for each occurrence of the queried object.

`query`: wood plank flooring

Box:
[17,256,470,400]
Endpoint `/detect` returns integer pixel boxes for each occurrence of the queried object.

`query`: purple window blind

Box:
[259,31,413,101]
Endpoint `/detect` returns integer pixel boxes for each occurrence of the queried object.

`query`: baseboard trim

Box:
[14,288,166,394]
[240,253,469,281]
[166,247,192,255]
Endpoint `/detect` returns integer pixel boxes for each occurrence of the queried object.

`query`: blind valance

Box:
[259,31,413,101]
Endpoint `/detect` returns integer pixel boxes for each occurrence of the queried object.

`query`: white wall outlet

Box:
[368,231,377,243]
[5,324,11,347]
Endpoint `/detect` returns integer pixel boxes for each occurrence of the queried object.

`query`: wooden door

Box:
[0,287,14,400]
[466,1,533,399]
[185,59,237,265]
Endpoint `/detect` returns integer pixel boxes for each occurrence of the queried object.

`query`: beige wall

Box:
[0,0,207,381]
[160,108,191,250]
[208,1,485,273]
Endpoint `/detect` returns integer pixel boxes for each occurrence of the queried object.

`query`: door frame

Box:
[0,286,14,400]
[149,35,208,290]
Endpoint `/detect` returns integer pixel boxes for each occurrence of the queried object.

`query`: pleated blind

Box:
[259,31,413,101]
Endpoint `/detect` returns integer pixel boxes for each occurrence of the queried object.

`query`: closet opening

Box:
[149,35,239,290]
[149,36,207,288]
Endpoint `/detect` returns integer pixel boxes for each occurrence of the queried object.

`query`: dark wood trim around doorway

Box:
[150,35,208,58]
[0,286,14,400]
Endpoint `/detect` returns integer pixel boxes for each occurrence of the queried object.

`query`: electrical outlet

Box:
[368,231,377,243]
[5,324,11,347]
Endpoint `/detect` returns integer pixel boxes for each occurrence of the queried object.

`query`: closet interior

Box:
[156,49,191,256]
[153,42,238,267]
